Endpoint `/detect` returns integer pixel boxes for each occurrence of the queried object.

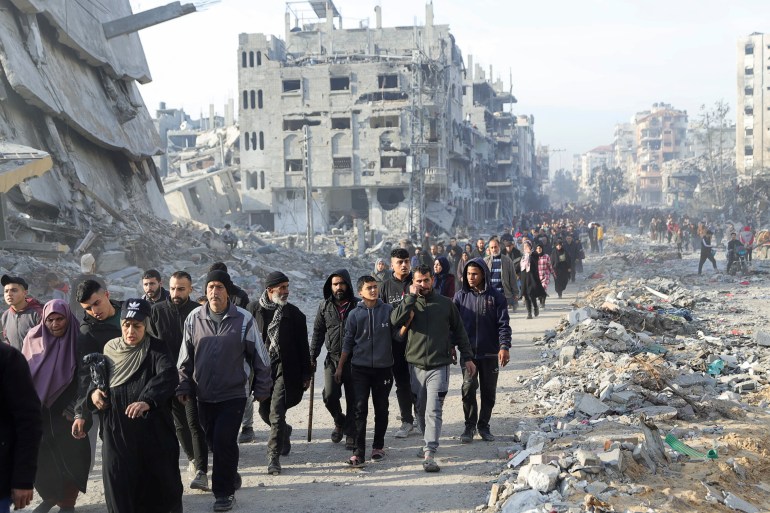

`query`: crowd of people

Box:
[1,216,595,513]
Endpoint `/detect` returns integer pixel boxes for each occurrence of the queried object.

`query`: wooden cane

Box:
[306,373,315,442]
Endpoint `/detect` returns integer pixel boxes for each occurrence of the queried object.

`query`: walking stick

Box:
[307,373,315,442]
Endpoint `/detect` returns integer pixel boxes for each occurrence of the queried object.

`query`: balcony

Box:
[424,167,448,187]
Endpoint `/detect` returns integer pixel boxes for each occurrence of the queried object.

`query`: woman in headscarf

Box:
[535,243,555,308]
[518,240,547,319]
[22,299,90,513]
[89,299,182,513]
[550,240,572,299]
[373,258,388,283]
[456,251,471,290]
[432,256,455,298]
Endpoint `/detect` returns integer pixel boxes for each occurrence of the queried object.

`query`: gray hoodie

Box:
[342,299,395,368]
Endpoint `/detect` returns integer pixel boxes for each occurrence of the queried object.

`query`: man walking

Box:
[248,272,311,476]
[150,271,209,491]
[391,265,476,473]
[1,275,43,352]
[311,270,358,449]
[0,341,42,513]
[454,259,511,443]
[484,239,519,313]
[177,270,272,512]
[379,248,416,438]
[141,269,170,304]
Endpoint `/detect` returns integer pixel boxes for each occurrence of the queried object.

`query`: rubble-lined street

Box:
[4,223,768,513]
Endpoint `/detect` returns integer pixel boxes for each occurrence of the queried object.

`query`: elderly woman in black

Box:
[89,299,182,513]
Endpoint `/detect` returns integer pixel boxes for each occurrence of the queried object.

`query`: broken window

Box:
[370,115,399,128]
[333,157,352,169]
[377,74,398,89]
[246,171,258,189]
[331,117,351,129]
[746,87,754,95]
[250,90,256,109]
[259,132,265,150]
[244,133,250,151]
[285,159,303,172]
[746,45,754,55]
[241,52,247,68]
[242,90,248,110]
[258,90,263,109]
[746,107,754,115]
[745,67,754,76]
[746,128,754,136]
[283,79,301,93]
[257,51,262,66]
[381,156,406,169]
[330,77,350,91]
[249,51,255,67]
[283,119,306,131]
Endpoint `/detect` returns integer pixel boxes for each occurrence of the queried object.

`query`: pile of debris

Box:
[484,275,770,513]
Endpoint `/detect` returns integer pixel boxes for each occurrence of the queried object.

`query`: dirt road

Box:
[59,282,586,513]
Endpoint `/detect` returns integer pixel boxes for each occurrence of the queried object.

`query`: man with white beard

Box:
[247,272,312,476]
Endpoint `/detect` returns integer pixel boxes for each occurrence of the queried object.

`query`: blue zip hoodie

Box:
[342,299,394,368]
[453,258,512,360]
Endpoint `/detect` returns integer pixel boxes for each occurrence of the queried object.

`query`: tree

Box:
[693,100,735,208]
[589,165,628,214]
[548,169,579,205]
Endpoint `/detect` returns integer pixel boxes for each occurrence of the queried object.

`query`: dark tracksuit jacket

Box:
[150,297,199,363]
[311,269,359,363]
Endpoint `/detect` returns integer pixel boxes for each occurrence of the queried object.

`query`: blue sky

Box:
[129,0,770,171]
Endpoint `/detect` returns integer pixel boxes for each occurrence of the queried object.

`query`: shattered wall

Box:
[0,0,169,226]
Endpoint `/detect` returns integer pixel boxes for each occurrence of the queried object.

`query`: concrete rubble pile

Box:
[482,275,770,513]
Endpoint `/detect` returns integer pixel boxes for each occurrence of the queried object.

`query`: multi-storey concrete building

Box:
[612,122,636,177]
[737,33,770,175]
[239,3,471,234]
[579,145,614,191]
[633,103,687,205]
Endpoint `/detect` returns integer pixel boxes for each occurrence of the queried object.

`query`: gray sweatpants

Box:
[409,364,450,455]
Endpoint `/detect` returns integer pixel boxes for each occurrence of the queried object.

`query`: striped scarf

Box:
[258,290,283,360]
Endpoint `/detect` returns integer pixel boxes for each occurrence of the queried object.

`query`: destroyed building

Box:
[238,1,539,235]
[0,0,171,238]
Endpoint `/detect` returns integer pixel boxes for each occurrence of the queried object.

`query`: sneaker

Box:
[394,421,414,438]
[478,428,496,442]
[459,426,475,444]
[267,456,281,475]
[422,456,440,473]
[281,425,292,456]
[238,427,255,444]
[331,425,343,444]
[190,470,209,490]
[345,435,356,451]
[213,495,236,512]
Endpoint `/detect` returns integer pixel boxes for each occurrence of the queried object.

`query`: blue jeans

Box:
[0,496,10,513]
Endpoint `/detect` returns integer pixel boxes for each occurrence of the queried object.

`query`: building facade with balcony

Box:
[737,33,770,176]
[238,2,478,234]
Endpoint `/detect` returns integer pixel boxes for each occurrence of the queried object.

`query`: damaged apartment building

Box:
[238,1,538,234]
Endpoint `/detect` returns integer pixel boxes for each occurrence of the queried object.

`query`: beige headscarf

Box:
[104,336,149,388]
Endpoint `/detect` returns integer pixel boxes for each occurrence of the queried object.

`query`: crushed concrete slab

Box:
[575,392,611,416]
[723,492,760,513]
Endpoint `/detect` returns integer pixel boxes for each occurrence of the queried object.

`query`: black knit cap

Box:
[265,271,289,289]
[205,270,232,290]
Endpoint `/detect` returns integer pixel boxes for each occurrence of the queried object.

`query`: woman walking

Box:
[535,243,555,308]
[90,299,182,513]
[519,240,547,319]
[433,256,455,298]
[22,300,90,513]
[551,240,572,299]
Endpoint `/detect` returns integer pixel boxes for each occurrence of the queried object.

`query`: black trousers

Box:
[258,361,288,457]
[323,355,356,436]
[698,252,717,274]
[351,365,393,459]
[391,339,414,424]
[461,357,499,430]
[198,397,246,497]
[172,396,208,473]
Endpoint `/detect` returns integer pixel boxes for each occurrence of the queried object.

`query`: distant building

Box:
[613,122,636,182]
[737,33,768,175]
[579,145,614,191]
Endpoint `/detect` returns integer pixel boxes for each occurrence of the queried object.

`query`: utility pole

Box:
[303,124,314,252]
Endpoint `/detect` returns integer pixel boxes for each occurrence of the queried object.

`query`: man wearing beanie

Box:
[247,271,311,476]
[177,270,272,512]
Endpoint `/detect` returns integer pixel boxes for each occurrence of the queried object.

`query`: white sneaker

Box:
[394,421,414,438]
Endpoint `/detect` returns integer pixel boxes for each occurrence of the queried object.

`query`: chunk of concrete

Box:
[575,449,600,467]
[598,448,628,472]
[575,392,610,416]
[585,481,608,495]
[754,331,770,347]
[526,464,560,493]
[724,492,760,513]
[98,250,130,273]
[633,406,678,422]
[559,346,577,366]
[501,489,546,513]
[569,307,597,325]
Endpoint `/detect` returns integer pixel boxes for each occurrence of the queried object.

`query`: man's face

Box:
[206,281,229,313]
[488,241,501,257]
[331,276,347,300]
[142,277,161,299]
[391,256,411,278]
[412,271,433,295]
[80,290,114,320]
[4,283,27,309]
[466,266,483,289]
[169,276,192,305]
[359,281,379,301]
[449,238,457,247]
[269,282,290,305]
[504,241,514,253]
[476,239,485,251]
[431,245,439,256]
[45,312,68,337]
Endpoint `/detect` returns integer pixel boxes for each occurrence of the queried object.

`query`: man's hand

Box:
[91,389,108,410]
[334,367,344,384]
[498,348,510,367]
[464,360,477,378]
[125,401,150,419]
[409,282,420,296]
[71,419,87,439]
[451,348,458,365]
[177,394,189,404]
[255,395,270,403]
[11,488,33,510]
